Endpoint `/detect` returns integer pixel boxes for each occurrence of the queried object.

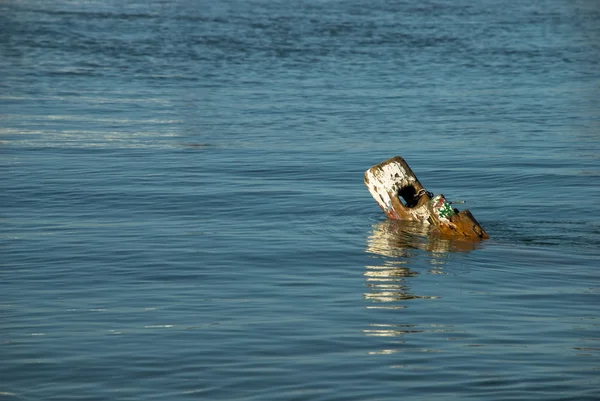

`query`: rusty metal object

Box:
[364,156,489,239]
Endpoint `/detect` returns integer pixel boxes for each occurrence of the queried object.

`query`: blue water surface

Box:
[2,0,600,400]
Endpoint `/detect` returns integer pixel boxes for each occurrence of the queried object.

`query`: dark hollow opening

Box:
[398,185,418,208]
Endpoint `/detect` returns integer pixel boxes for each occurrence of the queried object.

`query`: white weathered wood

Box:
[365,156,489,239]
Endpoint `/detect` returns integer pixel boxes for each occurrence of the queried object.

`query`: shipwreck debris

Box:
[364,156,489,239]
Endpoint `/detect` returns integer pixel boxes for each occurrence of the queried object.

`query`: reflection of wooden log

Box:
[365,156,489,239]
[367,220,484,254]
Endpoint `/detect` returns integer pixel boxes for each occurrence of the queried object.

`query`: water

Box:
[2,0,600,399]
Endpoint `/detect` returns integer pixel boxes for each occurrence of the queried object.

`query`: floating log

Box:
[364,156,489,239]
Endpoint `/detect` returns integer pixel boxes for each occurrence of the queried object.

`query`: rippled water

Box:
[2,0,600,400]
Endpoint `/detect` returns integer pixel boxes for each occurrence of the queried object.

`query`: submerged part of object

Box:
[364,156,489,239]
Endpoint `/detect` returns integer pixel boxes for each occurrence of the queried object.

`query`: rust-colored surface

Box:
[364,156,489,239]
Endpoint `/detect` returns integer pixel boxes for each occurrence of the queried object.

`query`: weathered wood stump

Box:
[364,156,489,239]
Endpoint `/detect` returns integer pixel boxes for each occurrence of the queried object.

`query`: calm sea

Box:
[2,0,599,400]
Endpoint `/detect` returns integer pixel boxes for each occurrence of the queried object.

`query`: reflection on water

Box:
[366,220,484,256]
[363,220,481,347]
[363,260,438,307]
[363,323,423,338]
[364,220,482,307]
